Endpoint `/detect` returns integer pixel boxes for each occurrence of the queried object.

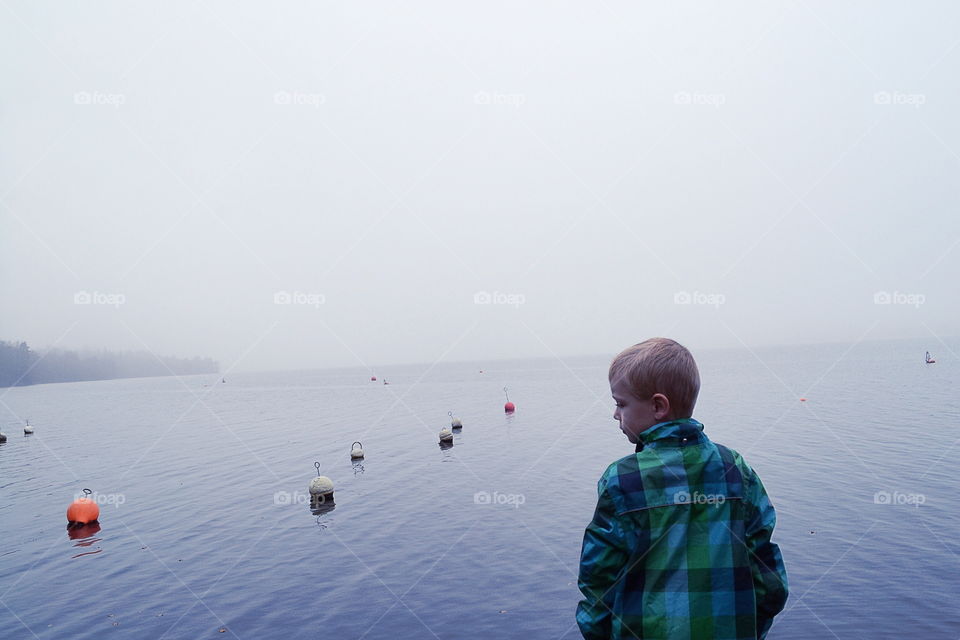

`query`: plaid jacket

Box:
[577,418,788,639]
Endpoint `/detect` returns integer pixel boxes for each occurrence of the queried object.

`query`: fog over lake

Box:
[2,2,958,372]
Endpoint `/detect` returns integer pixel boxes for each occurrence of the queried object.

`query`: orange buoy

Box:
[504,387,516,413]
[799,398,807,402]
[67,489,100,524]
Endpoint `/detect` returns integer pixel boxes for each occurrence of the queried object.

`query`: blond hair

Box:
[608,338,700,418]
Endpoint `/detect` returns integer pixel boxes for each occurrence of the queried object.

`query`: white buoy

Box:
[308,462,334,508]
[350,441,364,459]
[24,421,33,435]
[448,411,462,430]
[439,427,454,443]
[0,432,7,443]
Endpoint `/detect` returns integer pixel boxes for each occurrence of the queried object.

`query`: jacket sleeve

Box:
[743,469,789,639]
[576,476,628,640]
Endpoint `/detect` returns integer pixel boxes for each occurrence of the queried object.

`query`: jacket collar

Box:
[635,418,704,452]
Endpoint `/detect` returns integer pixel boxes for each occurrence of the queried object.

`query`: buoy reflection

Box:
[311,501,336,516]
[67,522,101,540]
[67,522,103,558]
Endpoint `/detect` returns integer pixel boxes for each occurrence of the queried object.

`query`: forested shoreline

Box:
[0,340,219,387]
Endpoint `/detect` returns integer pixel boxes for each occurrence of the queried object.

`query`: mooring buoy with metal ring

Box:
[67,488,100,525]
[24,420,34,435]
[308,461,334,509]
[350,441,364,459]
[439,427,453,444]
[448,411,462,430]
[504,387,516,413]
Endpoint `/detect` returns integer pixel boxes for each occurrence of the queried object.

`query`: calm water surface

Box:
[1,339,958,639]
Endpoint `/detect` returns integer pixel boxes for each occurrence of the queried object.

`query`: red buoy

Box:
[370,376,377,381]
[799,398,807,402]
[503,387,516,413]
[67,489,100,525]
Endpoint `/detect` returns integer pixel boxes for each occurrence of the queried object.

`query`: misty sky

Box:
[2,2,958,372]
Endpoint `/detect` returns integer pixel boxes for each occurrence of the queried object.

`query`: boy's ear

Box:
[651,393,671,420]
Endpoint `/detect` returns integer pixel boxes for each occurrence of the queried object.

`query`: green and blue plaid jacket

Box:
[577,418,788,639]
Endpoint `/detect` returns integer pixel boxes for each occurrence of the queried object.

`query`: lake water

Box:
[1,339,958,639]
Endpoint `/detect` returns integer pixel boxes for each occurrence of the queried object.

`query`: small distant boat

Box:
[925,351,936,364]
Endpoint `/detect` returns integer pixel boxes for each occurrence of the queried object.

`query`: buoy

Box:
[503,387,515,413]
[24,420,34,435]
[371,375,377,381]
[448,411,462,430]
[0,432,7,443]
[67,489,100,525]
[350,441,364,459]
[308,462,334,508]
[799,398,807,402]
[439,427,454,443]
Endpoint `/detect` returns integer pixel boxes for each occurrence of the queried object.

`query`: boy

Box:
[577,338,788,639]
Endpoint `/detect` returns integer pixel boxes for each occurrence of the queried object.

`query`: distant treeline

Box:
[0,341,219,387]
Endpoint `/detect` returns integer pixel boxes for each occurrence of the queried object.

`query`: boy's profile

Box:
[577,338,788,639]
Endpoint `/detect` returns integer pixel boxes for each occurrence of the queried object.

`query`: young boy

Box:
[577,338,788,639]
